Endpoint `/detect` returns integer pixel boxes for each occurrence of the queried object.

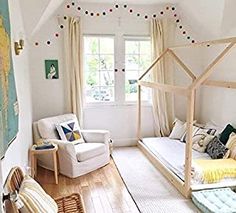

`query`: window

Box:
[84,36,115,103]
[125,39,151,101]
[84,35,151,104]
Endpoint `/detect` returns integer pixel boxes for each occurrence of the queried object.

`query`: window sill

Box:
[84,101,152,109]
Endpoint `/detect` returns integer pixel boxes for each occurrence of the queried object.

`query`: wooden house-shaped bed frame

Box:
[137,37,236,198]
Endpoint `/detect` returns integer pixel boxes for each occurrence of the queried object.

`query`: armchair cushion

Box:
[56,119,84,144]
[74,143,106,162]
[38,114,77,139]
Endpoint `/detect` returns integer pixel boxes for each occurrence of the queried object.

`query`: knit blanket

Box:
[193,158,236,183]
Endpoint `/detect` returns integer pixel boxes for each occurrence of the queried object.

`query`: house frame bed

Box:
[137,37,236,198]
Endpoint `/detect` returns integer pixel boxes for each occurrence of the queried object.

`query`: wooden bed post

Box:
[184,89,195,197]
[137,85,141,140]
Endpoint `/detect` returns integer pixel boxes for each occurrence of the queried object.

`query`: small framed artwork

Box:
[45,60,59,79]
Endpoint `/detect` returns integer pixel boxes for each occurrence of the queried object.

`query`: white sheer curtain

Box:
[64,17,83,125]
[150,19,175,136]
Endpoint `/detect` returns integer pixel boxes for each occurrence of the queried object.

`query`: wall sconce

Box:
[14,39,24,55]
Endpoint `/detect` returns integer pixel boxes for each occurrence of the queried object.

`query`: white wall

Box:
[0,0,32,187]
[178,0,236,127]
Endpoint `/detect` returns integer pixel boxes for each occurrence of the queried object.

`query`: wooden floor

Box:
[36,160,139,213]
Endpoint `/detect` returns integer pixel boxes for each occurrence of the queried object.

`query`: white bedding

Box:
[142,137,236,185]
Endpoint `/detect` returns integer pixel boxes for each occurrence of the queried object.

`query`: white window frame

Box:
[83,34,116,107]
[124,36,152,105]
[83,34,152,108]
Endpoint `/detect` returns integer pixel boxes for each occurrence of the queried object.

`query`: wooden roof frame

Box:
[137,37,236,198]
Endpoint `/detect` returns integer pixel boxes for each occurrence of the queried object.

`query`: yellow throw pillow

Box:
[226,132,236,149]
[19,176,58,213]
[226,132,236,159]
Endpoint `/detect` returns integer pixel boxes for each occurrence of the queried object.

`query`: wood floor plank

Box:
[36,159,139,213]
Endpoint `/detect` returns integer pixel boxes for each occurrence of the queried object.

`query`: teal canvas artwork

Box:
[0,0,19,159]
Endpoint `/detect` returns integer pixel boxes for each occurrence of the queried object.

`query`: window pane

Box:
[126,71,138,81]
[100,55,114,70]
[84,36,115,103]
[125,41,139,54]
[84,55,99,72]
[100,87,114,102]
[140,41,151,54]
[100,71,114,86]
[86,86,101,102]
[84,37,99,54]
[125,71,138,100]
[85,71,99,87]
[139,54,151,71]
[100,38,114,54]
[125,55,139,70]
[125,38,151,102]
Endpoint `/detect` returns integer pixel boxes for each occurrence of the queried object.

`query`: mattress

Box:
[142,137,236,186]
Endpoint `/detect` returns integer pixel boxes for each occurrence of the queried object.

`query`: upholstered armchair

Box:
[33,114,110,178]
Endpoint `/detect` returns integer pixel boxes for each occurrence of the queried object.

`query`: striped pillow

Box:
[19,176,58,213]
[181,125,217,143]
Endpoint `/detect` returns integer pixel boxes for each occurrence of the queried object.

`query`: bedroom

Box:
[0,0,236,212]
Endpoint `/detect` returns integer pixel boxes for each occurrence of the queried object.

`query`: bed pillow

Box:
[229,146,236,160]
[226,132,236,160]
[226,132,236,149]
[169,119,186,140]
[56,119,84,144]
[180,124,213,143]
[180,125,200,142]
[204,122,223,136]
[219,124,236,144]
[192,132,214,153]
[19,176,58,213]
[206,136,230,159]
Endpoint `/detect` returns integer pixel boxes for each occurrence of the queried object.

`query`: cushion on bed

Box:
[192,132,214,153]
[206,137,229,159]
[205,122,223,135]
[219,124,236,144]
[226,132,236,159]
[169,119,186,140]
[181,125,216,143]
[180,125,199,142]
[192,188,236,213]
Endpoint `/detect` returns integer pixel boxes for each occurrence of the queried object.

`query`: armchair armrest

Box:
[45,138,77,157]
[80,130,110,144]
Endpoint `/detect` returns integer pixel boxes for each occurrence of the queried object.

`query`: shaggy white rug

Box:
[112,147,199,213]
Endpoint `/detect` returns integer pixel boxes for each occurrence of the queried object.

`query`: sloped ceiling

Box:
[20,0,64,38]
[19,0,236,40]
[221,0,236,36]
[178,0,225,40]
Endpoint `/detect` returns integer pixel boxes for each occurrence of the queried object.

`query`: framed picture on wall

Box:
[45,60,59,79]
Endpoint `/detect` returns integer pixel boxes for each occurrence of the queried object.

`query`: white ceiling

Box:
[77,0,179,5]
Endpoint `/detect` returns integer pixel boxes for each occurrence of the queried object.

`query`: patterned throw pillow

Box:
[206,136,229,159]
[181,125,217,143]
[56,119,84,144]
[192,132,214,153]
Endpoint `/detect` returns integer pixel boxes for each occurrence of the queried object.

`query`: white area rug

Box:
[112,147,199,213]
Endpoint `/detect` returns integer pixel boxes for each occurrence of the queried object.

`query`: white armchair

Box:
[33,114,110,178]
